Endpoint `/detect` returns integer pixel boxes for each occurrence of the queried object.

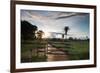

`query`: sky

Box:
[21,9,89,39]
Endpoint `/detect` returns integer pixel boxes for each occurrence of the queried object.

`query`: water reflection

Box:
[46,44,69,61]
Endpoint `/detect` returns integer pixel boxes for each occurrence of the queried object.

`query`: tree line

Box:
[21,20,44,40]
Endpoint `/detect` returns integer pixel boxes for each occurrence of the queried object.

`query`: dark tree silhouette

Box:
[21,20,38,40]
[64,26,70,39]
[62,34,64,39]
[69,37,73,40]
[37,30,44,40]
[86,36,89,41]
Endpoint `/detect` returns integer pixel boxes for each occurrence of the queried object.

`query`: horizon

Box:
[21,9,89,39]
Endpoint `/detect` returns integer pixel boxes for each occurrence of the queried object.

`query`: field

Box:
[21,39,47,62]
[20,10,90,63]
[21,39,89,63]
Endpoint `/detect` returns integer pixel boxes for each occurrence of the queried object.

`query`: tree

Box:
[37,30,44,40]
[62,34,64,39]
[21,20,38,40]
[69,37,73,40]
[61,34,64,42]
[86,36,89,41]
[64,26,70,39]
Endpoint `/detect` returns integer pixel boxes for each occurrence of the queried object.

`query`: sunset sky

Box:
[21,10,89,39]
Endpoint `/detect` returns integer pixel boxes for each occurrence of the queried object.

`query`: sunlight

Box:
[43,32,51,38]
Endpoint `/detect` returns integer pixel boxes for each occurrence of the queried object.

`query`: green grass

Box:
[49,40,89,60]
[69,40,89,60]
[21,43,46,52]
[21,39,89,62]
[31,56,47,62]
[21,39,47,52]
[21,39,47,62]
[21,55,47,63]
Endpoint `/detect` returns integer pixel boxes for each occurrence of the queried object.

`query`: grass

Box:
[49,40,89,60]
[21,55,47,63]
[21,39,47,62]
[69,40,89,60]
[21,39,47,51]
[21,43,46,52]
[21,39,89,62]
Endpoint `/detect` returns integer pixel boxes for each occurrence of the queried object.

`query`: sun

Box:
[43,32,51,38]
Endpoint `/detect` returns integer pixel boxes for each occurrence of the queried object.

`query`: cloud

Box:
[55,12,88,20]
[21,10,89,39]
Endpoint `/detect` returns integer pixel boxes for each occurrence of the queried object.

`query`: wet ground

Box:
[46,44,69,61]
[21,44,69,62]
